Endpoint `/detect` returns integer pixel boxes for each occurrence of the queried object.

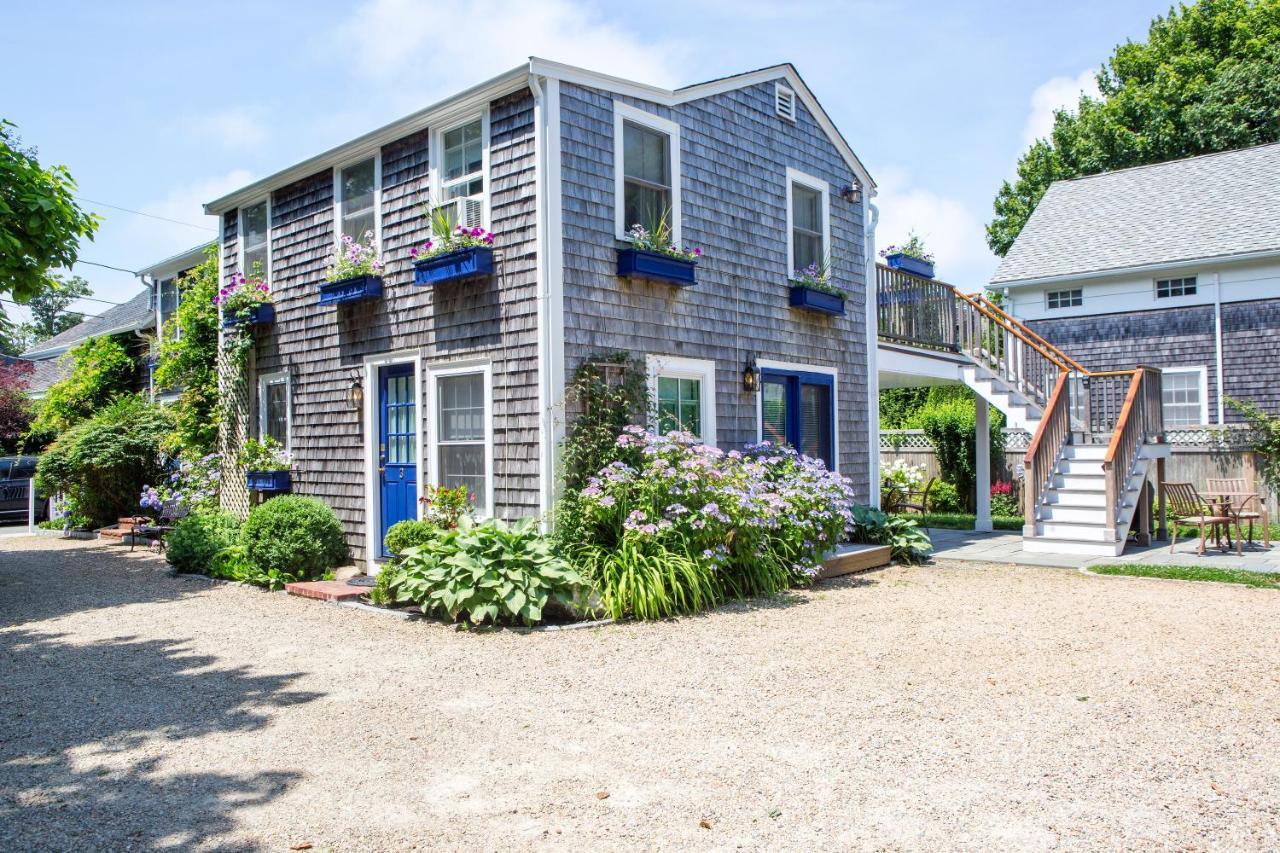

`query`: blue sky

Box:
[2,0,1161,323]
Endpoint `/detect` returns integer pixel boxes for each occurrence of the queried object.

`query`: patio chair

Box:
[1162,482,1239,556]
[1205,478,1271,548]
[130,500,190,553]
[898,477,936,518]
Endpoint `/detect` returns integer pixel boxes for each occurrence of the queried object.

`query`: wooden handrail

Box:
[1102,368,1144,465]
[967,293,1089,374]
[952,290,1076,373]
[1023,371,1070,464]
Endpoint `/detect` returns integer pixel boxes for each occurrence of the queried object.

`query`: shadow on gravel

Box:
[0,542,323,850]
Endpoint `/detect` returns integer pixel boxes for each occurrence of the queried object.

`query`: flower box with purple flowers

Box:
[883,252,934,279]
[318,274,383,305]
[245,470,292,493]
[413,247,494,286]
[220,303,276,328]
[788,284,845,316]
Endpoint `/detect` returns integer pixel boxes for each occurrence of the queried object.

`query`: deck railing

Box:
[1022,372,1071,536]
[875,264,957,351]
[1101,367,1165,537]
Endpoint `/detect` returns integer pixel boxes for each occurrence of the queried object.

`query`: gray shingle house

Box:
[202,59,880,571]
[991,142,1280,427]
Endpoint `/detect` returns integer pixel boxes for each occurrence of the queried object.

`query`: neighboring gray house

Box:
[992,142,1280,427]
[203,58,880,571]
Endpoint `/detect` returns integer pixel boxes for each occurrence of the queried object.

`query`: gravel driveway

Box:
[2,536,1278,851]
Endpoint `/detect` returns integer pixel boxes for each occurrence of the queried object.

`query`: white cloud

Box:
[336,0,690,100]
[178,109,269,151]
[874,166,998,289]
[1022,68,1099,147]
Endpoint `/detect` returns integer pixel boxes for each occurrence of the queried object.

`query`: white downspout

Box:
[1213,271,1224,424]
[529,72,551,521]
[864,198,881,509]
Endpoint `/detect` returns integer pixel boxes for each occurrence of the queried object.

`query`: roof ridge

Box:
[1055,140,1280,186]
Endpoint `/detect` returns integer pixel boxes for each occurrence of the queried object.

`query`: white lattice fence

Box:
[217,344,252,520]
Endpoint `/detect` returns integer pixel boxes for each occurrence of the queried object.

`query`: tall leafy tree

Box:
[0,359,33,453]
[153,245,220,455]
[28,334,136,436]
[23,273,90,342]
[989,0,1280,256]
[0,121,99,301]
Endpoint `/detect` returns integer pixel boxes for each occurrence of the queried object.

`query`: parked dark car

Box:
[0,456,48,522]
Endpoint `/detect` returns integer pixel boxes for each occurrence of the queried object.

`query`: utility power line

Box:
[75,196,216,232]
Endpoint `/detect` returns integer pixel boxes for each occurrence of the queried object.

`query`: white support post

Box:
[975,399,993,532]
[27,478,36,535]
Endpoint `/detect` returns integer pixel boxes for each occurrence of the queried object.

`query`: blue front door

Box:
[379,363,417,557]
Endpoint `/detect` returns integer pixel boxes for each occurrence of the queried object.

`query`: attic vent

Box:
[775,83,797,122]
[432,196,484,230]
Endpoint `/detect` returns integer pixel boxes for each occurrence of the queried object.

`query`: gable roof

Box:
[21,289,154,360]
[991,142,1280,286]
[205,59,874,215]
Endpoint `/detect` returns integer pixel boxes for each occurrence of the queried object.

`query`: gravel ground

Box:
[2,537,1279,851]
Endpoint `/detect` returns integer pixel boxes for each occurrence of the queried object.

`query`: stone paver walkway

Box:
[928,527,1280,571]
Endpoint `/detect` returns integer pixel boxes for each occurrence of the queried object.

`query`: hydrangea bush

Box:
[573,428,855,606]
[326,231,384,282]
[139,452,221,515]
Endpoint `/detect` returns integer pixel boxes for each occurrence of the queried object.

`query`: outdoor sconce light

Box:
[742,355,760,392]
[840,182,862,204]
[347,374,364,410]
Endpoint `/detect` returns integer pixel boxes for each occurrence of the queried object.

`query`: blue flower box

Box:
[221,303,276,329]
[789,285,846,316]
[616,248,697,287]
[884,253,935,279]
[246,470,291,493]
[318,275,383,306]
[413,247,494,286]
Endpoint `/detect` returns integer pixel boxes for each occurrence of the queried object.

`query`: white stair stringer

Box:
[1022,443,1171,557]
[960,364,1044,433]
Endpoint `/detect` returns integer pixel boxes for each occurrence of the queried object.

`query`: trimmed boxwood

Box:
[241,495,347,580]
[166,511,242,574]
[384,519,439,558]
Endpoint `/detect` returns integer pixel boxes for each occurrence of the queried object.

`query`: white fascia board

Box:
[529,57,876,196]
[137,244,211,280]
[21,319,155,361]
[205,64,531,215]
[993,247,1280,289]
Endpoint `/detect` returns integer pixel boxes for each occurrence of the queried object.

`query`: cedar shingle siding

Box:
[235,89,541,562]
[559,80,872,494]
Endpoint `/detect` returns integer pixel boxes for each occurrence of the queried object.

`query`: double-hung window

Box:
[431,364,492,516]
[336,157,378,244]
[240,199,270,280]
[646,355,716,444]
[1161,366,1207,427]
[786,169,829,278]
[760,366,836,471]
[614,102,681,242]
[433,115,487,230]
[257,372,290,449]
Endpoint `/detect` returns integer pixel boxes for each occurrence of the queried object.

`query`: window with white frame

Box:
[614,103,681,242]
[1155,276,1197,298]
[240,199,270,279]
[158,277,180,339]
[257,372,290,449]
[432,366,491,515]
[1161,366,1207,426]
[646,355,716,444]
[1046,288,1083,309]
[432,115,488,230]
[786,169,829,278]
[336,157,378,244]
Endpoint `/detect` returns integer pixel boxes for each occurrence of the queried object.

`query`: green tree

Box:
[23,273,90,341]
[0,120,99,301]
[153,244,220,455]
[989,0,1280,256]
[29,334,136,435]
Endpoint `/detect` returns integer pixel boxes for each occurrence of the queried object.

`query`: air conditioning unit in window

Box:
[432,197,484,231]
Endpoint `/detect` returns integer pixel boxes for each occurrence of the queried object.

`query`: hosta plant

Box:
[385,516,586,626]
[849,505,932,563]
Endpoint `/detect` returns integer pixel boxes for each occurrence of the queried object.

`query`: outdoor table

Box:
[1207,492,1265,550]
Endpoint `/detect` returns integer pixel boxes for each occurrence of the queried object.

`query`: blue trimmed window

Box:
[760,369,835,470]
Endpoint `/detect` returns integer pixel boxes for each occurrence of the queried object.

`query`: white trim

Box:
[613,100,682,244]
[361,349,424,575]
[864,199,881,508]
[138,244,209,280]
[430,109,492,229]
[645,354,717,446]
[333,153,383,248]
[785,167,830,279]
[425,359,495,520]
[993,248,1280,289]
[256,370,291,450]
[774,82,797,122]
[752,359,840,473]
[1160,365,1210,427]
[238,196,271,280]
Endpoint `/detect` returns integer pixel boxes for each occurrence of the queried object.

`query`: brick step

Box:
[285,580,371,603]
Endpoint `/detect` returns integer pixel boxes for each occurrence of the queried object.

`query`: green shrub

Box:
[30,335,137,435]
[367,566,401,607]
[850,506,932,563]
[929,480,962,513]
[384,519,440,557]
[571,539,719,621]
[906,390,1004,511]
[34,395,173,526]
[241,495,347,581]
[207,543,299,591]
[386,516,584,626]
[167,511,241,574]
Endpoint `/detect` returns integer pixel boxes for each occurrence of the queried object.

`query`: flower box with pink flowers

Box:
[411,221,496,286]
[319,231,385,305]
[216,273,275,327]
